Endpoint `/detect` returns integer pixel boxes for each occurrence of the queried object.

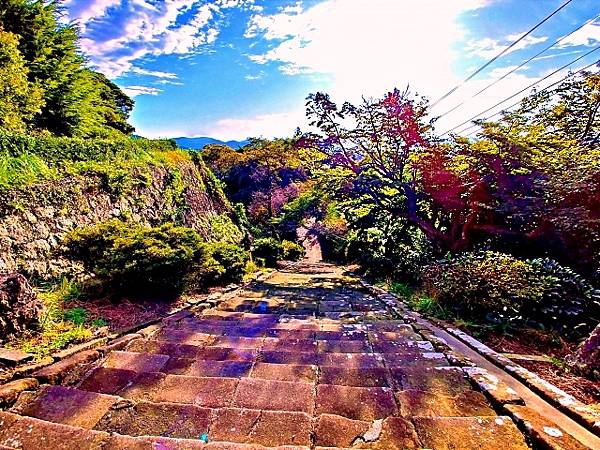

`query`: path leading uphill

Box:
[1,263,537,449]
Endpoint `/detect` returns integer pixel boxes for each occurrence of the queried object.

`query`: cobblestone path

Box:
[0,262,532,449]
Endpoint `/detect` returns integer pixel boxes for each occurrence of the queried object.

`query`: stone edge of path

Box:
[0,269,274,408]
[356,277,600,446]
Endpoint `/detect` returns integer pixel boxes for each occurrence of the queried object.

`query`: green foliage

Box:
[422,252,549,323]
[192,242,249,286]
[0,131,181,191]
[422,252,600,338]
[252,238,283,267]
[389,282,413,299]
[0,30,43,132]
[197,213,244,244]
[64,220,204,296]
[63,307,87,325]
[64,220,248,297]
[11,278,96,359]
[0,0,134,137]
[281,240,305,261]
[527,258,600,338]
[407,295,451,319]
[345,225,433,283]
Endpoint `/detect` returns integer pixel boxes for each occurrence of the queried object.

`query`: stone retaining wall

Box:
[0,160,237,280]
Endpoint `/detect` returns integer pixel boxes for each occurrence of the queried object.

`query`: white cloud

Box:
[237,0,582,140]
[465,34,548,59]
[244,71,265,80]
[244,0,490,102]
[196,111,307,141]
[132,67,178,79]
[63,0,121,28]
[69,0,257,78]
[121,85,163,97]
[156,79,184,85]
[557,20,600,48]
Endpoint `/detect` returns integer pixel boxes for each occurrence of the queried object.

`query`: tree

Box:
[0,0,135,137]
[0,30,43,132]
[202,139,308,229]
[302,75,600,271]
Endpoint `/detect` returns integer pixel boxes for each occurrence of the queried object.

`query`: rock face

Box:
[0,273,42,342]
[0,160,240,280]
[567,323,600,381]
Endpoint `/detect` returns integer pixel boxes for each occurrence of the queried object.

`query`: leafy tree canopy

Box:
[0,0,134,137]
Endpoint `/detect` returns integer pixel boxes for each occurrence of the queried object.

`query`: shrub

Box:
[422,252,600,338]
[345,227,432,283]
[64,220,203,296]
[527,258,600,338]
[192,242,249,286]
[252,237,283,267]
[281,240,305,261]
[421,252,549,323]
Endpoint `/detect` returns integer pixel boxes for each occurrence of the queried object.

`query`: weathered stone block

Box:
[0,273,42,341]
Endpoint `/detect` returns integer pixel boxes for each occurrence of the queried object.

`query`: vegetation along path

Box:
[1,262,596,449]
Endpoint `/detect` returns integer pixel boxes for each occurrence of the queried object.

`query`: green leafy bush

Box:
[64,220,249,297]
[421,252,549,323]
[345,227,432,283]
[63,307,87,325]
[192,242,249,286]
[527,258,600,337]
[252,238,283,267]
[64,220,203,296]
[281,240,305,261]
[422,252,600,337]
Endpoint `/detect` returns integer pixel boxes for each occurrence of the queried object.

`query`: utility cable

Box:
[436,13,600,120]
[430,0,576,109]
[461,59,600,138]
[440,46,600,136]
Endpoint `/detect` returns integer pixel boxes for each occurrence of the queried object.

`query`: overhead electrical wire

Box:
[429,0,576,110]
[436,12,600,121]
[461,58,600,138]
[439,45,600,136]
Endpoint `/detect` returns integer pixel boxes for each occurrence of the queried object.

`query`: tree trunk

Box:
[566,323,600,381]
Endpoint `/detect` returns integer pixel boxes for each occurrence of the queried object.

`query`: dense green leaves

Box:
[63,220,249,297]
[0,30,43,132]
[0,0,134,137]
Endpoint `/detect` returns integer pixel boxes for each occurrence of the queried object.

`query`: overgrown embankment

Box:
[0,133,242,280]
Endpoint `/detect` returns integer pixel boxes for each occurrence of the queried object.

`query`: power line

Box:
[461,59,600,138]
[430,0,576,110]
[440,46,600,136]
[436,13,600,120]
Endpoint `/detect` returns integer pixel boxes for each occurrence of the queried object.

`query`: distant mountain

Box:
[173,137,250,150]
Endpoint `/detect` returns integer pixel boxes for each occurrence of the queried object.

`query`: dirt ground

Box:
[476,328,600,406]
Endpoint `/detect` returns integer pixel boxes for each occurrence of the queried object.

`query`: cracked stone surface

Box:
[2,262,533,449]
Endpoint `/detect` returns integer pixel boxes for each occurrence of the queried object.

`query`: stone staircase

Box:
[0,264,531,449]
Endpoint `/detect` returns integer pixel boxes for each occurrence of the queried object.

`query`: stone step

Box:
[10,385,118,429]
[315,384,398,421]
[413,416,530,450]
[208,408,312,447]
[94,400,211,439]
[0,411,310,449]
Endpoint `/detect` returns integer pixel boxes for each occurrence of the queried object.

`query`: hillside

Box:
[173,136,250,150]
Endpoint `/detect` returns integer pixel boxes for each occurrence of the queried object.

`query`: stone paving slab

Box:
[95,400,212,439]
[233,378,315,413]
[154,375,238,407]
[4,262,538,449]
[13,385,117,429]
[315,385,397,421]
[413,416,530,450]
[0,411,111,450]
[249,362,318,382]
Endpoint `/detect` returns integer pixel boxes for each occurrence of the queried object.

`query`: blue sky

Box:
[63,0,600,139]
